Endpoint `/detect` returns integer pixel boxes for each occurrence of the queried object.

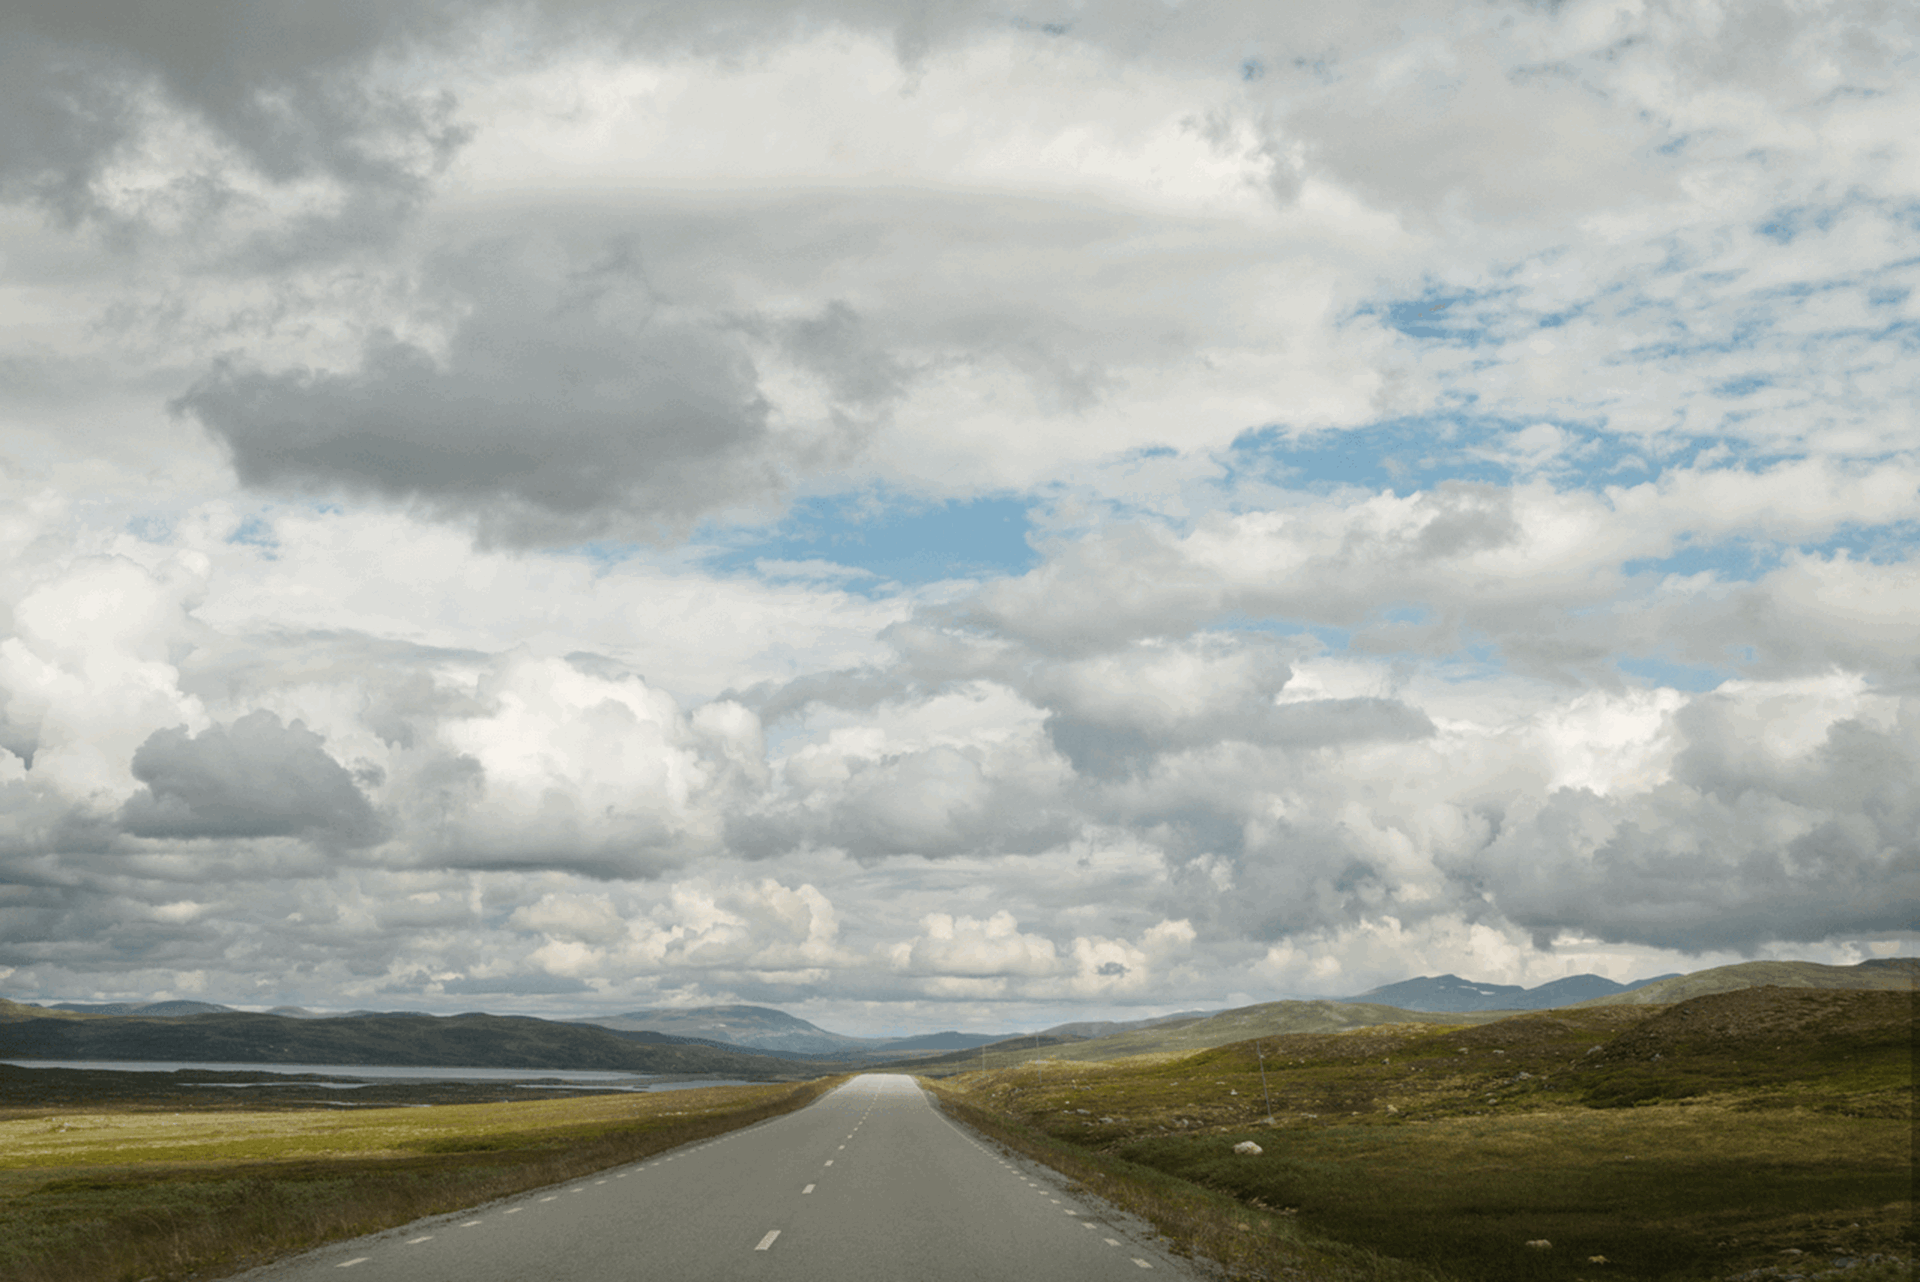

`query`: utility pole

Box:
[1257,1041,1274,1124]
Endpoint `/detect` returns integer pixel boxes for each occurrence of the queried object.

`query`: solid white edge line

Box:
[755,1229,781,1251]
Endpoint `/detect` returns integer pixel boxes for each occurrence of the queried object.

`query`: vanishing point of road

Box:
[232,1074,1209,1281]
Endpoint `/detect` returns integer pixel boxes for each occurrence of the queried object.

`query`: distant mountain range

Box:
[577,1004,1008,1058]
[9,959,1910,1074]
[1343,972,1680,1013]
[0,1003,809,1077]
[1343,958,1916,1013]
[46,999,240,1018]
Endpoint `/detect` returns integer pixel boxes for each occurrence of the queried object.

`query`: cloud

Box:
[121,710,383,846]
[175,236,785,542]
[3,0,1918,1025]
[0,552,208,797]
[890,911,1059,980]
[1470,678,1920,951]
[441,972,590,996]
[2,0,468,236]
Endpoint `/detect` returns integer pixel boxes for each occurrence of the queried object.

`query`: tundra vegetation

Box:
[925,988,1914,1282]
[0,1075,840,1282]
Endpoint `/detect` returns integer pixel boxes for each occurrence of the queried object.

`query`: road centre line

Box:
[1134,1260,1153,1269]
[504,1207,522,1214]
[755,1230,781,1251]
[405,1236,432,1244]
[461,1220,481,1227]
[336,1260,368,1269]
[803,1184,815,1194]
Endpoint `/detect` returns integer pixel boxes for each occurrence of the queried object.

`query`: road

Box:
[231,1073,1209,1281]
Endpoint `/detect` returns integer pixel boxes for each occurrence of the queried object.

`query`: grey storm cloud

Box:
[1043,695,1436,778]
[732,741,1078,863]
[121,710,384,847]
[1445,696,1920,953]
[2,0,467,231]
[441,973,590,996]
[175,238,780,541]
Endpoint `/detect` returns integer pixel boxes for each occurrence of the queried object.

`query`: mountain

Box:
[0,1004,813,1077]
[1348,975,1528,1012]
[1345,972,1680,1013]
[579,1004,1009,1058]
[1040,1011,1214,1039]
[896,1000,1514,1072]
[46,1000,236,1018]
[580,1004,874,1055]
[1571,958,1919,1006]
[869,1031,1006,1053]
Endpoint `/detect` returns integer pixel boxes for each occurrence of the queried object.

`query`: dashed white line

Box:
[755,1230,782,1251]
[539,1196,558,1203]
[405,1235,433,1244]
[802,1184,815,1194]
[1133,1260,1153,1270]
[461,1220,481,1227]
[336,1260,369,1270]
[504,1207,522,1215]
[823,1159,833,1166]
[1105,1239,1122,1246]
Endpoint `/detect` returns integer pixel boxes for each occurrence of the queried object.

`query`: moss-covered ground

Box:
[0,1077,840,1282]
[928,988,1914,1282]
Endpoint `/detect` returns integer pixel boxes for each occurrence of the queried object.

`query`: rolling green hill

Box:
[0,1005,811,1078]
[902,999,1515,1071]
[1573,957,1917,1006]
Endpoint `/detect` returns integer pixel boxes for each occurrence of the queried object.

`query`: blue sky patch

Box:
[1222,413,1632,495]
[709,492,1037,588]
[226,515,278,554]
[1617,654,1727,692]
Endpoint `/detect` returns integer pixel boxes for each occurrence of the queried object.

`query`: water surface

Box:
[1,1059,760,1091]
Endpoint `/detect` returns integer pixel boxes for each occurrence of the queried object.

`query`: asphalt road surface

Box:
[231,1073,1210,1281]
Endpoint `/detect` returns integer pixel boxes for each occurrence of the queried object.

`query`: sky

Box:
[1,0,1916,1037]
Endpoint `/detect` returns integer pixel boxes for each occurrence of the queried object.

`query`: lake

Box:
[0,1059,761,1091]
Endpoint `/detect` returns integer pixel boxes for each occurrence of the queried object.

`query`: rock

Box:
[1233,1141,1263,1155]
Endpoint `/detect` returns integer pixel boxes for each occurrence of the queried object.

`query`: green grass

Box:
[932,988,1914,1282]
[1120,1107,1911,1282]
[0,1078,842,1282]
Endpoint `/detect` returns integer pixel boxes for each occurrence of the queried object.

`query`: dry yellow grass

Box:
[0,1084,790,1169]
[1,1079,840,1282]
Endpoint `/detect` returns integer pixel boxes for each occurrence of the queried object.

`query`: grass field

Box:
[928,988,1914,1282]
[0,1077,840,1282]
